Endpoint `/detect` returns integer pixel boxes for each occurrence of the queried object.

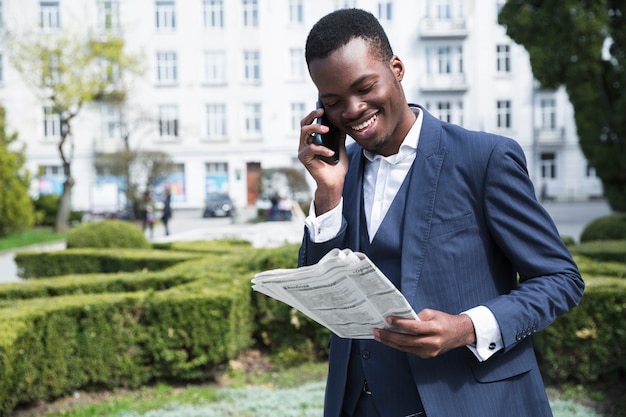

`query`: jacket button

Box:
[362,350,371,360]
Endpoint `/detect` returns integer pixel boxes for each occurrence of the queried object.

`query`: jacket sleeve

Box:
[480,139,585,351]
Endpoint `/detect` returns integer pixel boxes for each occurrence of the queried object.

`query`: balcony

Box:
[535,127,566,145]
[419,73,468,92]
[419,17,468,39]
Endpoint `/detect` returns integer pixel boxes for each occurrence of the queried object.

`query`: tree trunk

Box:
[54,175,74,233]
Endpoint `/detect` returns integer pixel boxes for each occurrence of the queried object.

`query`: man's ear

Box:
[390,55,404,82]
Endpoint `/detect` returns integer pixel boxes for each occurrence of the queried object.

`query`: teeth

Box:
[352,115,377,131]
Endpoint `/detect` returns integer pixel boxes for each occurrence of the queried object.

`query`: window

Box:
[290,102,306,132]
[540,152,557,179]
[436,102,452,123]
[242,0,258,28]
[100,57,120,83]
[0,1,4,30]
[496,100,511,128]
[496,0,506,15]
[243,50,260,82]
[43,106,62,139]
[437,0,451,19]
[206,104,227,138]
[159,104,179,138]
[156,52,177,83]
[586,164,596,178]
[40,1,60,30]
[243,103,261,137]
[102,104,121,140]
[289,48,305,79]
[289,0,303,24]
[205,162,228,195]
[540,98,556,129]
[203,51,226,84]
[496,44,511,73]
[37,165,64,195]
[377,1,392,21]
[97,0,120,32]
[437,46,451,74]
[155,0,176,30]
[203,0,223,28]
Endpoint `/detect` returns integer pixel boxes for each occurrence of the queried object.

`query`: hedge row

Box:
[0,247,254,417]
[13,248,203,279]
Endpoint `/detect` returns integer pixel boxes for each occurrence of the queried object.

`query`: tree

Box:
[0,107,34,236]
[6,32,142,231]
[499,0,626,212]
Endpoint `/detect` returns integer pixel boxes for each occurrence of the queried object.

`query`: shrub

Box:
[580,214,626,243]
[32,194,82,227]
[570,241,626,264]
[67,220,150,249]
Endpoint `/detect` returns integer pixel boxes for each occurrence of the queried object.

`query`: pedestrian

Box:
[141,191,156,239]
[161,188,172,236]
[297,8,584,417]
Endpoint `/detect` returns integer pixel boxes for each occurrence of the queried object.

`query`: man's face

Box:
[309,37,411,156]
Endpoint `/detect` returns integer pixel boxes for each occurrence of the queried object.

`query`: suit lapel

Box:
[400,107,447,305]
[343,144,365,249]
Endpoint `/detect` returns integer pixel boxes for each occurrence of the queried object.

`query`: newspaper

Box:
[252,248,418,339]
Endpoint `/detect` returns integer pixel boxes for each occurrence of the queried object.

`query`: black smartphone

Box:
[315,99,341,164]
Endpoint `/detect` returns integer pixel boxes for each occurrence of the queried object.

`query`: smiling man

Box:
[296,8,584,417]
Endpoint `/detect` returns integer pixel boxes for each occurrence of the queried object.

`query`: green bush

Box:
[67,220,150,249]
[32,194,82,227]
[580,214,626,243]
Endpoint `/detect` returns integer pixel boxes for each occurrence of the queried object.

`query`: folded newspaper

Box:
[252,248,418,339]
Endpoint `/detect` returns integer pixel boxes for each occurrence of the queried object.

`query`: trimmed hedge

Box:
[534,276,626,385]
[570,240,626,264]
[14,248,202,279]
[0,252,252,416]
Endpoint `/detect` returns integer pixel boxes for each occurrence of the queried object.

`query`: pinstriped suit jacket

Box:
[298,106,584,417]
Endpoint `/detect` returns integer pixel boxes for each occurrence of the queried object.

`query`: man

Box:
[297,8,584,417]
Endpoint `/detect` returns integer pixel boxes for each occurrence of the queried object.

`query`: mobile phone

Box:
[315,99,341,164]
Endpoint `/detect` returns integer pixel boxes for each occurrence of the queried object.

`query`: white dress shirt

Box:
[304,109,503,361]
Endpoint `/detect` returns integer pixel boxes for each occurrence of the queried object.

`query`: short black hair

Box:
[305,8,394,66]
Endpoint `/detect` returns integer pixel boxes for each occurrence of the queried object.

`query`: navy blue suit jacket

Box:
[298,107,584,417]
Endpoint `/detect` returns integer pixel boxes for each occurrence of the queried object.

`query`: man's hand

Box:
[373,309,476,358]
[298,108,348,215]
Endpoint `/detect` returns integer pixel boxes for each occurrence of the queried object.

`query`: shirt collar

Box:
[363,107,423,163]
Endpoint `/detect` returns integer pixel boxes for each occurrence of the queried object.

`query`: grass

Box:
[12,355,610,417]
[0,228,66,252]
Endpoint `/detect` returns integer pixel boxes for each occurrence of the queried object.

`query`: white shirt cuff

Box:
[304,198,343,243]
[462,305,503,362]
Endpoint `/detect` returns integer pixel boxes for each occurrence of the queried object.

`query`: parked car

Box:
[203,193,235,217]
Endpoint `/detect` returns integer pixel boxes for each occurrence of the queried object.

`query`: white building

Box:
[0,0,603,214]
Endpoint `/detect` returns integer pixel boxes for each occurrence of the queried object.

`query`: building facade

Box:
[0,0,603,214]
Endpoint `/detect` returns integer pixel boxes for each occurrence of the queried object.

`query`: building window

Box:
[289,0,303,24]
[205,162,229,195]
[586,164,596,178]
[496,100,511,128]
[437,46,451,74]
[377,1,392,21]
[540,98,556,129]
[159,104,179,138]
[97,0,120,32]
[437,0,451,19]
[206,104,227,138]
[540,152,557,179]
[156,52,177,83]
[496,0,506,15]
[99,57,120,84]
[40,1,60,30]
[43,106,62,139]
[290,102,306,132]
[0,1,4,30]
[155,0,176,30]
[102,104,121,140]
[203,0,223,28]
[243,50,260,82]
[289,48,305,79]
[496,44,511,73]
[243,103,261,137]
[436,101,452,123]
[203,51,226,84]
[242,0,258,28]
